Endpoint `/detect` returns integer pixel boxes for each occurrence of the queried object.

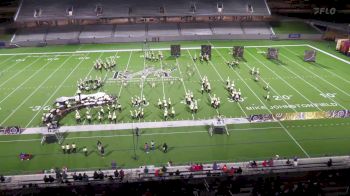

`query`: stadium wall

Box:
[12,33,323,47]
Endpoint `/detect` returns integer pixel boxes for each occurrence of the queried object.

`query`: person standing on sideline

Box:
[144,143,149,154]
[162,142,168,153]
[151,140,155,151]
[83,146,88,156]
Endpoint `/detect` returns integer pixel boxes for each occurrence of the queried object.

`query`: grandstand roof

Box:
[15,0,270,22]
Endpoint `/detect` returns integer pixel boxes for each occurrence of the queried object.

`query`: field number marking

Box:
[29,106,51,111]
[320,93,336,98]
[273,95,292,101]
[47,57,59,61]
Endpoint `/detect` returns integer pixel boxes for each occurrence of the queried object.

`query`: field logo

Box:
[314,8,336,15]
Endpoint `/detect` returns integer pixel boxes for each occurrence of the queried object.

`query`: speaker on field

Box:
[233,46,244,58]
[170,45,181,57]
[267,48,279,60]
[201,45,212,59]
[304,50,316,62]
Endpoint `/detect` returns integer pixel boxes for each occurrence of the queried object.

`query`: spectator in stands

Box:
[144,166,149,174]
[83,173,89,182]
[93,171,99,179]
[162,142,168,153]
[327,158,333,167]
[249,160,257,168]
[222,164,228,173]
[0,175,4,182]
[268,158,274,167]
[119,169,125,181]
[43,175,49,183]
[73,172,78,181]
[213,162,219,170]
[175,169,180,176]
[78,173,83,181]
[293,157,298,167]
[111,160,117,169]
[229,167,235,176]
[161,166,167,173]
[206,170,211,177]
[114,169,119,178]
[48,175,54,183]
[236,167,242,174]
[262,160,268,167]
[286,159,292,166]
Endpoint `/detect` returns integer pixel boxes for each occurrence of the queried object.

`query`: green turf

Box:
[271,21,320,34]
[0,118,349,175]
[0,40,349,174]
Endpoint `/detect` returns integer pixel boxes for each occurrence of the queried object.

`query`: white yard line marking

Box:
[117,51,133,98]
[0,56,39,88]
[307,44,350,65]
[159,57,166,99]
[175,57,195,120]
[0,55,16,69]
[246,48,323,112]
[0,56,54,104]
[0,55,74,126]
[25,53,90,128]
[211,43,310,158]
[0,44,309,56]
[0,126,283,143]
[275,52,348,110]
[283,47,350,91]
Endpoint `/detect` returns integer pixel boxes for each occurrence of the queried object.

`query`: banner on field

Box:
[288,34,301,39]
[249,110,350,122]
[0,126,22,135]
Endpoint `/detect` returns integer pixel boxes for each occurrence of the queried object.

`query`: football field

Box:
[0,41,349,127]
[0,40,349,174]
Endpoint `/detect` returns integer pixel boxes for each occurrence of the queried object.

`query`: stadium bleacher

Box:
[15,0,271,21]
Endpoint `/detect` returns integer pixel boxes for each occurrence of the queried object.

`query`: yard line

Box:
[307,44,350,65]
[159,56,166,99]
[0,56,54,104]
[175,57,195,120]
[117,51,133,98]
[137,51,147,123]
[246,48,323,112]
[0,54,76,126]
[24,53,91,128]
[0,56,40,89]
[211,44,310,158]
[174,58,188,92]
[186,49,220,115]
[283,46,350,91]
[0,55,16,69]
[0,126,283,143]
[274,53,348,110]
